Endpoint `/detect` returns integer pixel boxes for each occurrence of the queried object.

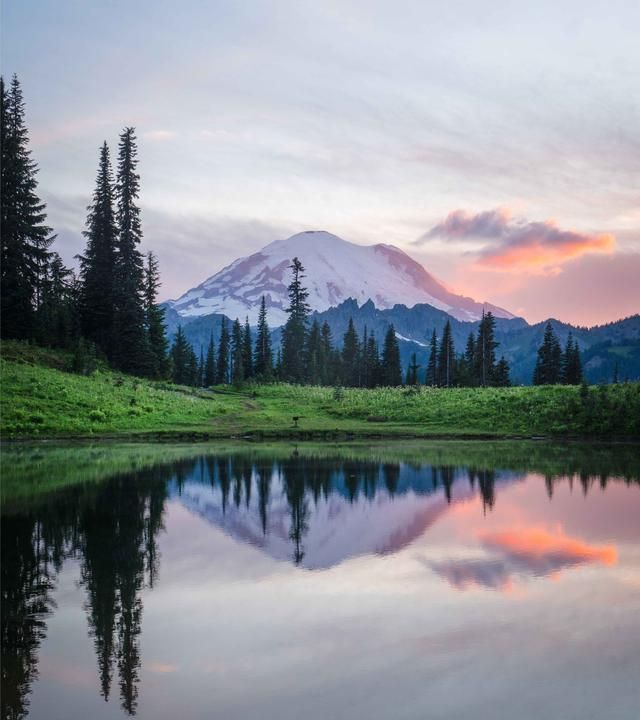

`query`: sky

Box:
[3,0,639,326]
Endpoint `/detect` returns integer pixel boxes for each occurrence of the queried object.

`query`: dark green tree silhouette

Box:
[281,257,310,382]
[381,325,402,386]
[253,297,272,379]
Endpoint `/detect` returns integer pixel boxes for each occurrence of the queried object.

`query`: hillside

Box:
[1,342,639,440]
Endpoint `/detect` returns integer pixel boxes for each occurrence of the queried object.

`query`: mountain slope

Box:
[168,230,514,325]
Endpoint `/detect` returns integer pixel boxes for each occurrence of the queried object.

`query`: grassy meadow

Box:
[1,341,639,440]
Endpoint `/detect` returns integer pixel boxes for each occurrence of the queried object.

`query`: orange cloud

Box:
[423,208,616,272]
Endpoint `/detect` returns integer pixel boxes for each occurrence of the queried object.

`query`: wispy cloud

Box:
[421,208,616,272]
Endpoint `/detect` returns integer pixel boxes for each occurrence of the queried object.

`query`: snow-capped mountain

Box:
[168,230,514,325]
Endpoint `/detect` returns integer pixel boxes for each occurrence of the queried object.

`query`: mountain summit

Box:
[169,230,514,325]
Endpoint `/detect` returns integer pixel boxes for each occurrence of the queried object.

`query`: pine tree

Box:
[253,296,272,378]
[476,311,498,386]
[281,257,310,382]
[494,356,511,386]
[406,353,420,386]
[78,142,118,355]
[533,321,562,385]
[425,330,437,386]
[305,319,322,385]
[463,332,477,386]
[364,331,380,388]
[231,318,244,386]
[381,325,402,386]
[242,317,253,379]
[197,346,205,387]
[341,318,361,387]
[1,75,55,339]
[215,317,230,384]
[320,321,336,385]
[143,251,169,378]
[171,326,194,385]
[437,320,455,387]
[204,332,216,386]
[561,332,583,385]
[113,127,148,373]
[36,252,77,348]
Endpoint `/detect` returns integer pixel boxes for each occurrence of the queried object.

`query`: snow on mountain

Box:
[169,230,514,325]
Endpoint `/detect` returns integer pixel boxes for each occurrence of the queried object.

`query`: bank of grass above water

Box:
[1,341,639,440]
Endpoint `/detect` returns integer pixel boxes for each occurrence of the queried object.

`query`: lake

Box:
[2,441,639,720]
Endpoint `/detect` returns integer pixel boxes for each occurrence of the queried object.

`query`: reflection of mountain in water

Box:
[173,459,520,569]
[2,450,637,719]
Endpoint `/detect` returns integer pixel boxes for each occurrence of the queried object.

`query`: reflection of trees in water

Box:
[2,451,638,718]
[1,468,169,718]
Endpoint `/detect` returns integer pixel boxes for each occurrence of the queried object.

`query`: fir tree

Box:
[364,331,380,388]
[171,327,196,385]
[36,252,77,348]
[305,319,322,385]
[253,296,272,378]
[533,321,562,385]
[381,325,402,386]
[113,127,148,374]
[437,320,455,387]
[281,257,310,382]
[204,332,216,386]
[231,318,244,386]
[215,317,230,384]
[494,356,511,387]
[425,330,437,386]
[406,353,420,386]
[1,75,55,339]
[143,251,169,378]
[463,332,477,386]
[561,332,583,385]
[476,311,498,386]
[341,318,361,387]
[78,142,117,355]
[242,317,253,379]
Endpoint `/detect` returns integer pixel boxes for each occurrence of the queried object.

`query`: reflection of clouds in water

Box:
[430,527,617,592]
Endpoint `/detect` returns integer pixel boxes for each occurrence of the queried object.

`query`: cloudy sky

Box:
[3,0,639,325]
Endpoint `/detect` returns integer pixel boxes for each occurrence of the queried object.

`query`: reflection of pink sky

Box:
[422,473,638,592]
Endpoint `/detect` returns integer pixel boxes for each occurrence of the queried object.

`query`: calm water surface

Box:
[2,442,639,720]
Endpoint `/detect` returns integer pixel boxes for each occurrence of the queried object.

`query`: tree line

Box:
[1,74,168,378]
[533,321,583,385]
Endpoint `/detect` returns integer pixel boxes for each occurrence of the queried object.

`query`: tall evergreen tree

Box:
[113,127,148,374]
[305,319,322,385]
[253,296,272,378]
[320,321,336,385]
[204,332,216,386]
[406,353,420,386]
[231,318,244,385]
[1,75,55,339]
[463,332,477,386]
[437,320,455,387]
[281,257,310,382]
[143,251,168,378]
[215,317,230,384]
[561,332,583,385]
[533,321,562,385]
[36,252,77,348]
[364,331,380,388]
[171,326,196,385]
[242,317,253,379]
[341,318,361,387]
[78,142,117,355]
[425,329,437,386]
[381,325,402,386]
[475,311,498,386]
[493,356,511,387]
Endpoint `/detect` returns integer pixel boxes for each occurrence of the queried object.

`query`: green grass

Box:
[2,341,639,440]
